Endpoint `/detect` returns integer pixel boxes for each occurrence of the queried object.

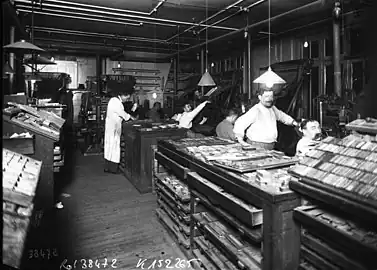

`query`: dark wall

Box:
[361,3,377,118]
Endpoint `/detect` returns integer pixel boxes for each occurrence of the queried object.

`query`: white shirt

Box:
[233,102,294,143]
[175,101,207,129]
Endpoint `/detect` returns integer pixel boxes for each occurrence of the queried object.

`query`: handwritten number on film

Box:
[60,258,117,269]
[29,248,58,259]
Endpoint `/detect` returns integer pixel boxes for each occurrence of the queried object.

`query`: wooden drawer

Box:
[191,190,262,244]
[155,208,190,249]
[193,236,239,270]
[294,205,377,265]
[155,172,190,203]
[157,197,190,236]
[193,219,262,270]
[155,151,189,180]
[301,232,368,270]
[155,181,190,214]
[188,172,263,227]
[3,136,35,155]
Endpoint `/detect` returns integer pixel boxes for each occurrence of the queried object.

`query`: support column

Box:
[333,1,342,97]
[173,57,178,113]
[201,47,205,96]
[243,50,248,96]
[9,26,15,94]
[247,34,252,99]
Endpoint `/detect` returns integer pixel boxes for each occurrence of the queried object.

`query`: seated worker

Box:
[172,100,210,129]
[296,119,322,157]
[216,108,239,141]
[148,102,163,122]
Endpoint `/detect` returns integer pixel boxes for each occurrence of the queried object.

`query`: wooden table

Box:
[156,139,301,270]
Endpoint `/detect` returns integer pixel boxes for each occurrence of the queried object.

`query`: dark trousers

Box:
[104,159,119,173]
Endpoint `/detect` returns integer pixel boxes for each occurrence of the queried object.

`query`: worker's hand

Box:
[292,120,299,127]
[131,103,138,112]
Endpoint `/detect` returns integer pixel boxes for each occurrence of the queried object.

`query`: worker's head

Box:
[258,89,274,108]
[118,89,134,103]
[183,103,193,112]
[225,108,238,124]
[153,102,161,110]
[300,119,322,140]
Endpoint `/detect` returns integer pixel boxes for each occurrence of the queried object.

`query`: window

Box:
[352,61,363,95]
[325,38,333,57]
[310,40,319,58]
[325,65,334,96]
[310,66,320,119]
[350,29,362,56]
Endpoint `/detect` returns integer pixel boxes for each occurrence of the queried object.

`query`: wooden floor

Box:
[22,151,189,270]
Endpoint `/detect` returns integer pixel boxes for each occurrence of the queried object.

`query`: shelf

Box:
[112,68,160,74]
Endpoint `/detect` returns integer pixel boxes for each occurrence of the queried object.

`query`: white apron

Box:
[104,97,131,163]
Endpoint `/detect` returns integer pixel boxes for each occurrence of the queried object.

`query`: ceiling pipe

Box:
[169,0,329,56]
[34,38,176,53]
[166,0,246,42]
[28,26,191,46]
[16,0,166,16]
[17,9,143,27]
[15,0,237,31]
[197,0,266,34]
[251,9,360,43]
[17,5,175,27]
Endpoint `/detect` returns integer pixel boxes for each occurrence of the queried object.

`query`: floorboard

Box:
[20,151,190,270]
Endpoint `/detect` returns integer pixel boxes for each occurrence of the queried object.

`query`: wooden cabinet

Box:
[120,121,186,193]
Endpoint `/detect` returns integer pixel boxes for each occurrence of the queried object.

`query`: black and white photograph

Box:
[2,0,377,269]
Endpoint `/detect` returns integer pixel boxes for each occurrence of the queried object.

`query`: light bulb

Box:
[51,57,55,62]
[152,93,157,99]
[211,63,215,67]
[117,62,121,68]
[31,80,36,84]
[265,81,274,88]
[304,41,308,48]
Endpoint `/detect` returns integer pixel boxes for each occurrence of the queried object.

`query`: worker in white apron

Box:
[104,90,137,173]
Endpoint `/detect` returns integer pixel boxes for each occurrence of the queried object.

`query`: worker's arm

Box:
[113,99,131,121]
[233,107,258,144]
[187,101,209,121]
[273,106,298,126]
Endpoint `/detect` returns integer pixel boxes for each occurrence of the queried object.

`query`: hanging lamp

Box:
[253,0,285,88]
[24,55,56,65]
[3,39,45,54]
[198,0,216,87]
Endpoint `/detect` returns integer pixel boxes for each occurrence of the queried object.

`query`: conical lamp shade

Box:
[3,40,45,54]
[3,62,15,74]
[25,55,56,65]
[198,70,216,86]
[253,67,286,87]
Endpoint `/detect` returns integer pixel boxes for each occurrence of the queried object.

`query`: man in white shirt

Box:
[296,119,322,157]
[233,89,298,150]
[172,100,210,129]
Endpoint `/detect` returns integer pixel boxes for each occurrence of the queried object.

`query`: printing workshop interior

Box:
[2,0,377,269]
